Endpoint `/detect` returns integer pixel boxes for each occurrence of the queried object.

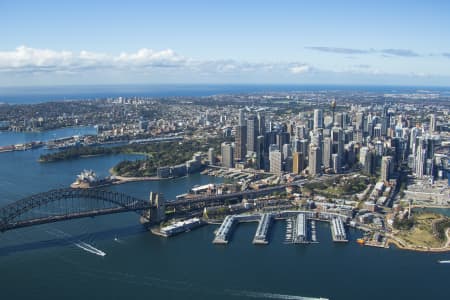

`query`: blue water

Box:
[0,126,97,146]
[1,84,450,104]
[0,129,449,300]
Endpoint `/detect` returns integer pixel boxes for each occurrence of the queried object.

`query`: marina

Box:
[212,211,349,246]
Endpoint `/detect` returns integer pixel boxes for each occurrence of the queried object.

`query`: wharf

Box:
[331,217,348,242]
[213,214,260,244]
[253,213,273,245]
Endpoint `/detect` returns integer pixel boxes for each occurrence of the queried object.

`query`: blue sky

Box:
[1,0,450,86]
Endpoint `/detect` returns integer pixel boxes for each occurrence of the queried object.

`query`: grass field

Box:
[395,213,448,248]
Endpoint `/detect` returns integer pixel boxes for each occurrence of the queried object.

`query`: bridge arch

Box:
[0,188,152,232]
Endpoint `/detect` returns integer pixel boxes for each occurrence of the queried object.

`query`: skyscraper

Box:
[247,115,258,154]
[257,112,266,136]
[381,104,390,136]
[234,125,247,161]
[331,126,344,164]
[430,114,437,133]
[292,152,305,174]
[313,109,324,131]
[276,132,290,150]
[221,142,234,168]
[208,147,215,165]
[282,143,292,160]
[269,145,283,174]
[360,146,374,175]
[256,135,265,170]
[322,137,332,169]
[381,156,393,182]
[332,153,340,174]
[308,144,321,177]
[415,137,426,178]
[356,111,364,131]
[295,125,307,140]
[239,108,246,126]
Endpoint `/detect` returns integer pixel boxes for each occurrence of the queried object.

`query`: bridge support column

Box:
[148,192,166,224]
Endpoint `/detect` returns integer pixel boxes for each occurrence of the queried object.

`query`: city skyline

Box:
[1,0,450,86]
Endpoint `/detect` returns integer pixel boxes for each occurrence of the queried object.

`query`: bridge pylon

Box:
[142,192,166,225]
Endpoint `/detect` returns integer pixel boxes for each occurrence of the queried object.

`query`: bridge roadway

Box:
[0,184,288,232]
[165,184,287,209]
[1,205,152,232]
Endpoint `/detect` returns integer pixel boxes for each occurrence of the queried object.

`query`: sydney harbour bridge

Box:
[0,185,286,233]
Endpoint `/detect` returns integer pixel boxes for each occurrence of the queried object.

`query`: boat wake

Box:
[45,228,106,257]
[74,242,106,257]
[226,290,329,300]
[438,260,450,264]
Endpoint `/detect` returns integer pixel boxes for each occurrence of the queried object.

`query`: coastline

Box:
[386,228,450,253]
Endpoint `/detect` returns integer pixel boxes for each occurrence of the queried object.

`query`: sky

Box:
[1,0,450,87]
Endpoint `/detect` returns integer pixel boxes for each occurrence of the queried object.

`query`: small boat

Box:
[356,238,365,245]
[438,260,450,264]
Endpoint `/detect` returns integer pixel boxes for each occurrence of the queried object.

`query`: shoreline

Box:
[386,227,450,253]
[113,175,161,183]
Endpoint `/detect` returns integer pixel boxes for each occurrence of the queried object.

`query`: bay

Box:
[0,129,449,300]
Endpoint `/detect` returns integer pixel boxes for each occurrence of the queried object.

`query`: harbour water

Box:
[0,126,97,147]
[0,129,449,300]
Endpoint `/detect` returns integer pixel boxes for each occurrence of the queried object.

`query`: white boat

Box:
[438,260,450,264]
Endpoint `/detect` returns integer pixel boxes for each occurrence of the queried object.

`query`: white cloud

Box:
[0,46,188,72]
[0,46,447,86]
[290,64,311,74]
[0,46,316,76]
